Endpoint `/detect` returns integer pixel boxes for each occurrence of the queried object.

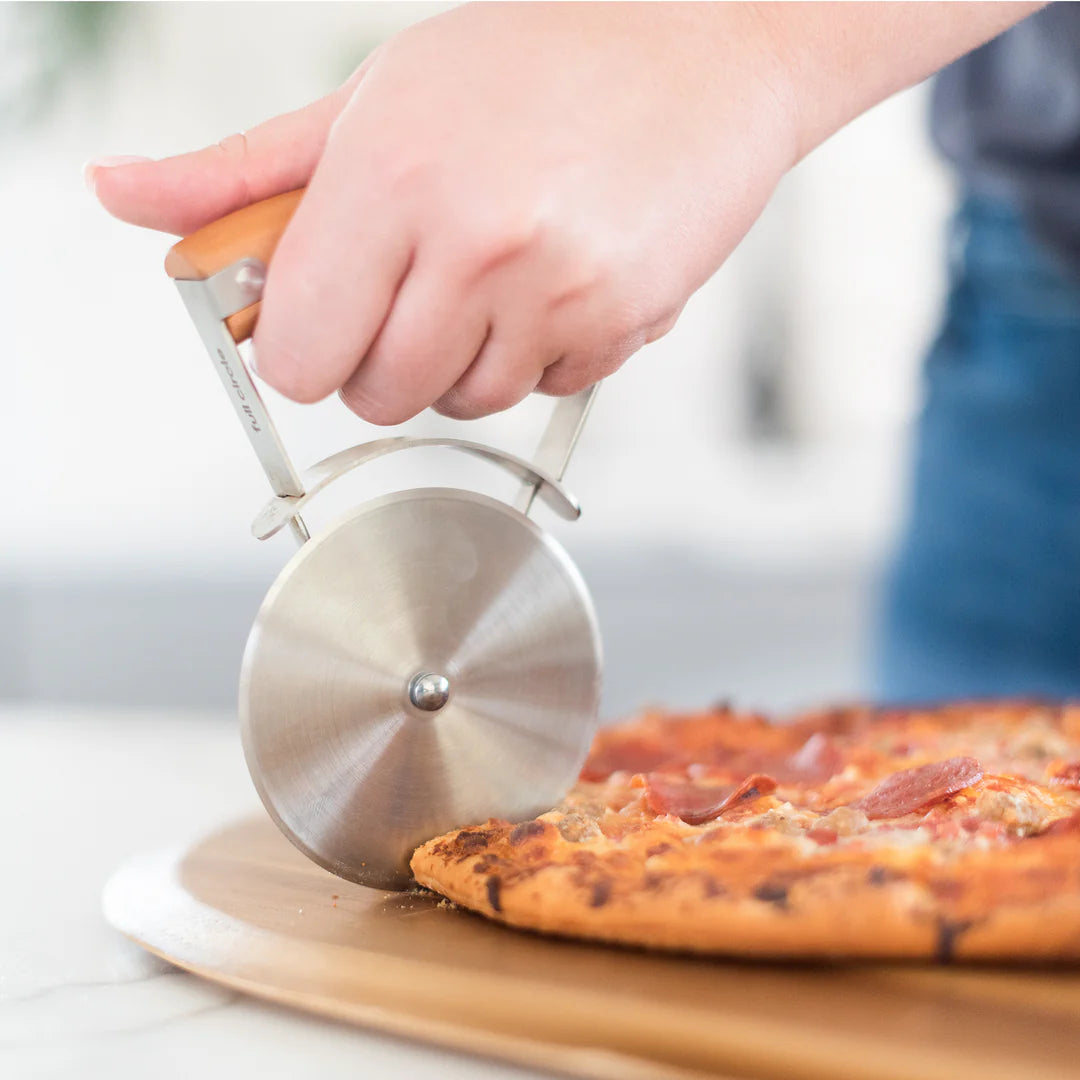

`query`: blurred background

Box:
[1,1,955,718]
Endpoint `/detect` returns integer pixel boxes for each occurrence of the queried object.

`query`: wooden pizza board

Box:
[103,817,1080,1080]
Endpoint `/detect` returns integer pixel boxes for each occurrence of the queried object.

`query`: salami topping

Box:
[780,733,844,784]
[579,738,672,782]
[854,757,983,820]
[1041,810,1080,836]
[1048,761,1080,789]
[645,773,777,825]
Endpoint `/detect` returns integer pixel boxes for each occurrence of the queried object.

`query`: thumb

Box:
[87,71,364,236]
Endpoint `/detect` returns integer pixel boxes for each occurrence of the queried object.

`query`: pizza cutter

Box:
[167,191,602,890]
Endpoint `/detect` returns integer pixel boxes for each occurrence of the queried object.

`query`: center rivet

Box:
[408,672,451,712]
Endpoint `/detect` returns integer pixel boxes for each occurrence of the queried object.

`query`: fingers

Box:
[337,266,491,425]
[433,334,547,421]
[250,145,424,402]
[251,212,414,405]
[88,76,364,236]
[535,302,678,397]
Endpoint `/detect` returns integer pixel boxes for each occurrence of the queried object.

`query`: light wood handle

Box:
[165,189,305,342]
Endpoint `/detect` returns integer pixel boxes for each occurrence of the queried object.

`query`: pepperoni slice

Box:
[579,738,672,782]
[854,757,983,820]
[1048,761,1080,789]
[779,733,845,784]
[1042,811,1080,836]
[645,773,777,825]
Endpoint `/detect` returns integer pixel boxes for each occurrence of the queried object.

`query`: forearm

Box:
[749,1,1045,163]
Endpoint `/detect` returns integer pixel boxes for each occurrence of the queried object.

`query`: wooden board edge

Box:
[102,849,741,1080]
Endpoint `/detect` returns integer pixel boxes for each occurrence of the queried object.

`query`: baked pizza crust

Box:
[410,703,1080,961]
[411,817,1080,961]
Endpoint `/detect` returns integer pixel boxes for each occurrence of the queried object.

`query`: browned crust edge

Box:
[410,840,1080,962]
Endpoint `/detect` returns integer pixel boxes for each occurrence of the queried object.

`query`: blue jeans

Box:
[877,193,1080,702]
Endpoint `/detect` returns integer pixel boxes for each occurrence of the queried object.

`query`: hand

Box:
[89,3,797,423]
[88,2,1032,425]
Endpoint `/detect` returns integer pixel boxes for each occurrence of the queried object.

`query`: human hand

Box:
[89,2,1032,424]
[89,3,797,423]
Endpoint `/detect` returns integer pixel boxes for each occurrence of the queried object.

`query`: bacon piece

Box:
[854,757,983,820]
[644,773,777,826]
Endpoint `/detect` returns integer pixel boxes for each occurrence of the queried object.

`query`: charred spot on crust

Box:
[867,865,903,886]
[471,853,508,873]
[928,877,964,901]
[753,881,789,907]
[509,820,547,845]
[701,873,725,898]
[486,875,503,913]
[590,878,613,908]
[455,830,493,854]
[935,918,973,963]
[569,849,600,869]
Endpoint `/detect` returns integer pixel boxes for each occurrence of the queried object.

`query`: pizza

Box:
[410,701,1080,960]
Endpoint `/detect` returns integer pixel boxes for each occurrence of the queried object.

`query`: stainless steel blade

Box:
[239,488,602,890]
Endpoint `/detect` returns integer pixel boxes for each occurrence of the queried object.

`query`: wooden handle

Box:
[165,189,305,342]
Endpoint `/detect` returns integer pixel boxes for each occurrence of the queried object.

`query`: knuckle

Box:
[644,302,684,344]
[603,298,648,346]
[214,131,250,163]
[458,211,543,282]
[212,131,253,203]
[578,301,650,362]
[536,365,585,398]
[538,347,624,398]
[367,143,432,196]
[547,251,612,312]
[470,381,522,417]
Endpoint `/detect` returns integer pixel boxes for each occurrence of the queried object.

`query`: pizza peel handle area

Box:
[163,191,604,891]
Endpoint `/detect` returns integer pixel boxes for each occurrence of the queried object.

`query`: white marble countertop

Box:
[0,708,544,1080]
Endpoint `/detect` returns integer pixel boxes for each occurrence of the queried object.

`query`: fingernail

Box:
[83,154,152,194]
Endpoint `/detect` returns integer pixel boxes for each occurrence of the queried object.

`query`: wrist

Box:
[747,1,1043,164]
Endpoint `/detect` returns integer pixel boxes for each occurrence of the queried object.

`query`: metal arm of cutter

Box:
[167,190,598,542]
[174,261,311,546]
[515,385,598,517]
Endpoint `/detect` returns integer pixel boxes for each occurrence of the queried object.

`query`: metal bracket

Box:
[198,257,268,320]
[176,257,598,548]
[175,259,311,545]
[250,437,583,541]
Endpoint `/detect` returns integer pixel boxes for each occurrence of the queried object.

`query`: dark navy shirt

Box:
[932,3,1080,270]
